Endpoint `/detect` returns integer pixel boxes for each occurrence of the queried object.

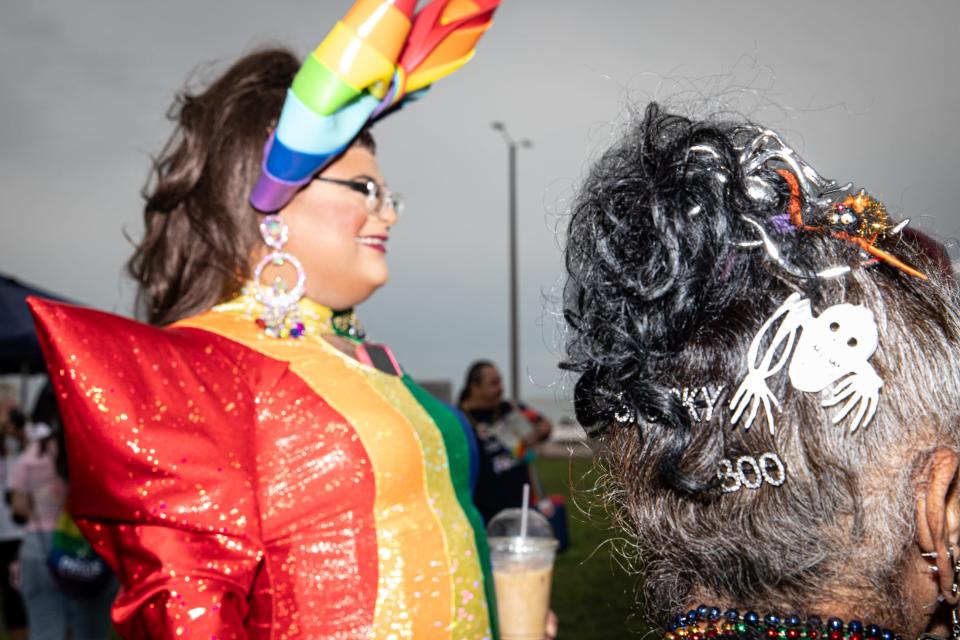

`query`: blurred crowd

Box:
[0,383,115,640]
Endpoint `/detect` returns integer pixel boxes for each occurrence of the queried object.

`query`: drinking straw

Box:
[520,483,530,539]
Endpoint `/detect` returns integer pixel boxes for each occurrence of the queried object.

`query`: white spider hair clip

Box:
[729,292,883,434]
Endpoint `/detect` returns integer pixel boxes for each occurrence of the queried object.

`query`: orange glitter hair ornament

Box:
[734,128,925,280]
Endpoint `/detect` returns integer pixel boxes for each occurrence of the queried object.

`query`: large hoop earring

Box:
[254,215,307,339]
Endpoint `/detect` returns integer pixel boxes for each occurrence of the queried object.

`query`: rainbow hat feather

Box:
[250,0,501,212]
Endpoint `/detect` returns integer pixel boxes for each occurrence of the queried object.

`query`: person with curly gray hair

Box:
[562,103,960,640]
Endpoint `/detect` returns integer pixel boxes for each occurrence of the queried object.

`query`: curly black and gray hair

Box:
[562,103,960,626]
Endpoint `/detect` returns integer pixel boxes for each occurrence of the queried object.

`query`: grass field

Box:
[535,456,649,640]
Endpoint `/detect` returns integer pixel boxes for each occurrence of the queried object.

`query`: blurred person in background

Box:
[28,2,507,638]
[0,385,27,640]
[562,103,960,639]
[458,360,553,522]
[8,385,114,640]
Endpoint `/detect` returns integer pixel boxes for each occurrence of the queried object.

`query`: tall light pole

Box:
[490,122,532,405]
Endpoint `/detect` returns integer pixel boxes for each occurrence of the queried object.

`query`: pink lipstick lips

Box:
[356,235,388,254]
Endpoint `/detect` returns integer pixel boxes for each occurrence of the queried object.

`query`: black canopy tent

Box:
[0,273,76,378]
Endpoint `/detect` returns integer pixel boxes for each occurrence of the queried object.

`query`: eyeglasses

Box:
[313,175,405,218]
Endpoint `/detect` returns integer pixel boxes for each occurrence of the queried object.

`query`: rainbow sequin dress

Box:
[30,294,496,639]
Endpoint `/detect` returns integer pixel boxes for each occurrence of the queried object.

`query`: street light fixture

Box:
[490,122,532,404]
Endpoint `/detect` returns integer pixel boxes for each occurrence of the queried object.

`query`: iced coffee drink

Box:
[487,508,558,640]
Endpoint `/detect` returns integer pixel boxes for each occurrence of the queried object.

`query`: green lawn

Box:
[534,456,649,640]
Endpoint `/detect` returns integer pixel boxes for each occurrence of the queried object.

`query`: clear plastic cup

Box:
[487,508,558,640]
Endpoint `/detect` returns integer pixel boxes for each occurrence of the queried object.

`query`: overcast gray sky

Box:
[2,1,959,404]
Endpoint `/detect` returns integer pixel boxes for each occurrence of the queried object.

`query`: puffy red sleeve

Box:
[29,298,285,639]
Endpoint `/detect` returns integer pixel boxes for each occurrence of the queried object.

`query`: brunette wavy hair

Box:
[128,48,374,325]
[562,103,960,625]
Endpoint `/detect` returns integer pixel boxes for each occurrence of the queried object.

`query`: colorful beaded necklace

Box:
[215,285,366,342]
[331,308,366,343]
[666,605,902,640]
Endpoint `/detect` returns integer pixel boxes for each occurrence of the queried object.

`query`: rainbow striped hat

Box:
[250,0,501,212]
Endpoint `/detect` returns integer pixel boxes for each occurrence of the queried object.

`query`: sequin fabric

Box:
[29,296,495,640]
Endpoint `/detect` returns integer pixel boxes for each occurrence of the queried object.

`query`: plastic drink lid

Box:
[487,536,558,554]
[486,508,558,553]
[487,507,555,538]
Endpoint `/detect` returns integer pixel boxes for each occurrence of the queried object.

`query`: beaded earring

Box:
[253,215,307,339]
[948,547,960,599]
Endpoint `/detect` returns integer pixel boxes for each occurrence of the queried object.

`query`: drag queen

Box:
[29,1,501,638]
